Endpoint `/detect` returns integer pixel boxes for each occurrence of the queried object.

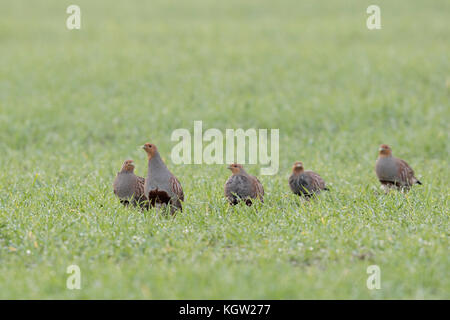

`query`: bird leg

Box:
[381,184,394,194]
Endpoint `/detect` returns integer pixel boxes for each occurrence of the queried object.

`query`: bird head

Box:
[121,159,135,172]
[292,161,304,174]
[378,144,392,157]
[142,143,158,159]
[227,163,243,174]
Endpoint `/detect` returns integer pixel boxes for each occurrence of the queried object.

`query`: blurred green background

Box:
[0,0,448,299]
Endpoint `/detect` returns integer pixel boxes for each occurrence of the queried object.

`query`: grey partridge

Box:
[375,144,421,192]
[224,163,264,206]
[142,143,184,214]
[113,160,148,208]
[289,161,328,198]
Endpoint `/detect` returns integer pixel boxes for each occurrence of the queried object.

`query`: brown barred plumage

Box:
[289,161,328,198]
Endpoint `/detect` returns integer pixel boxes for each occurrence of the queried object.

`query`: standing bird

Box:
[113,160,148,208]
[224,163,264,206]
[288,161,328,198]
[375,144,422,192]
[142,143,184,214]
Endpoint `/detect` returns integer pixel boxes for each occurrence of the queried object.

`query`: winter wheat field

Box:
[0,0,449,299]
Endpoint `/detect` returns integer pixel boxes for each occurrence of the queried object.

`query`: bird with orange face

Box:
[375,144,421,192]
[113,160,148,209]
[224,163,264,206]
[142,143,184,214]
[288,161,328,198]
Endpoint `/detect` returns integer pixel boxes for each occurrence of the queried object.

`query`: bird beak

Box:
[142,145,146,150]
[379,147,384,152]
[227,165,232,170]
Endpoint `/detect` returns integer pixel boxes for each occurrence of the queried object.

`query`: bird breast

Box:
[226,175,253,197]
[145,167,172,195]
[115,173,137,199]
[376,157,398,181]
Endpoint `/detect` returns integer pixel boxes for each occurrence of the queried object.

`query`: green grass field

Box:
[0,0,448,299]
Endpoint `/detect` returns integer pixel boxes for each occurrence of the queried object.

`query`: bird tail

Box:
[415,179,422,185]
